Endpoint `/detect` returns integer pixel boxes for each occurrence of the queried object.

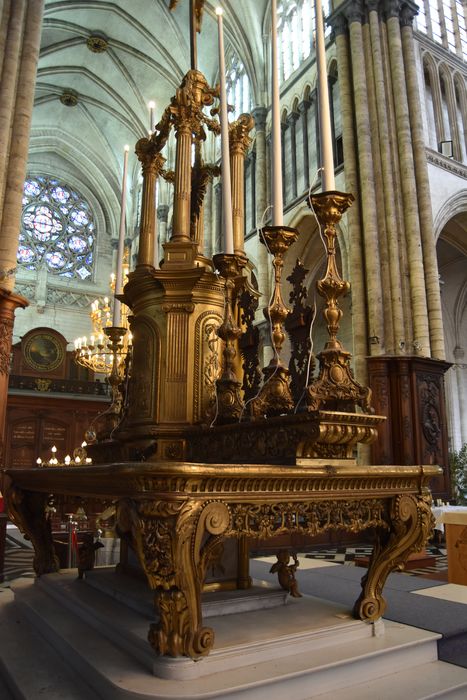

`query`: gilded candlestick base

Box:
[251,225,298,417]
[213,253,247,424]
[306,192,373,414]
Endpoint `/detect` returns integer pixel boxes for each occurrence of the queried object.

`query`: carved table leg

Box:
[353,492,434,621]
[117,499,231,659]
[5,485,59,576]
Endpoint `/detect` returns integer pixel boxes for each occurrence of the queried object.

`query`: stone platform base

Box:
[2,568,467,699]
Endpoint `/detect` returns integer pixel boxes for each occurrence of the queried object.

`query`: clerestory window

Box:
[17,176,95,280]
[415,0,467,61]
[226,53,251,119]
[278,0,331,83]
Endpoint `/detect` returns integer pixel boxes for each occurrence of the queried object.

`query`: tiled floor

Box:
[302,544,448,579]
[1,527,449,585]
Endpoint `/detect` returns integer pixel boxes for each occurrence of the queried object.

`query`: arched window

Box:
[18,176,95,280]
[278,0,331,83]
[226,53,251,119]
[415,0,467,61]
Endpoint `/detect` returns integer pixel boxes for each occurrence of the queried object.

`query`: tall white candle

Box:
[271,0,284,226]
[148,100,156,134]
[216,7,234,255]
[315,0,335,191]
[113,144,129,326]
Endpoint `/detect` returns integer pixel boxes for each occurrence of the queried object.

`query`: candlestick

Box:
[112,144,129,326]
[315,0,335,191]
[271,0,284,226]
[216,7,234,255]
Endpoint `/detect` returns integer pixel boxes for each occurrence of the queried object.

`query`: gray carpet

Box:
[250,558,467,669]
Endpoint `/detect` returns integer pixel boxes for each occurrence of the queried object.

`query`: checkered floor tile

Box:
[302,544,448,578]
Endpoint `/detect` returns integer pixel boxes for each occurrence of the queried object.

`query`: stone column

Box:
[157,204,169,246]
[0,0,44,292]
[345,5,385,353]
[454,348,467,445]
[288,111,298,199]
[251,107,270,304]
[331,14,369,385]
[229,113,254,256]
[367,2,405,352]
[401,5,445,359]
[385,2,431,356]
[298,98,311,190]
[0,0,43,463]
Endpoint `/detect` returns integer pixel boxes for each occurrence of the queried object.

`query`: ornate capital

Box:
[135,137,166,176]
[229,112,254,156]
[382,0,402,20]
[252,106,267,131]
[342,0,365,25]
[328,11,349,36]
[298,97,312,114]
[400,2,418,26]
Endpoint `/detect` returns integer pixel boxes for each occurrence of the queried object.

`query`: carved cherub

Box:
[77,533,104,580]
[270,550,302,598]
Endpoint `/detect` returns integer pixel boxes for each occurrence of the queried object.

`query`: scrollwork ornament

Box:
[354,493,434,621]
[0,317,14,375]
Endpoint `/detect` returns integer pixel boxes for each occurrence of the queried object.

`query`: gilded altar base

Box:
[5,460,440,661]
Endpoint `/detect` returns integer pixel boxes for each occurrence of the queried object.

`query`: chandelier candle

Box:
[112,144,129,326]
[315,0,335,191]
[271,0,284,226]
[216,7,234,255]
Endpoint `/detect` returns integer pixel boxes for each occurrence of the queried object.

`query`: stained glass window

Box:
[415,0,467,61]
[226,54,251,120]
[18,176,95,280]
[278,0,331,83]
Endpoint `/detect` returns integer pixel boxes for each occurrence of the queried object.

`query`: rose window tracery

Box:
[17,176,95,280]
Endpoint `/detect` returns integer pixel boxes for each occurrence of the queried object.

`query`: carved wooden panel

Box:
[368,355,451,497]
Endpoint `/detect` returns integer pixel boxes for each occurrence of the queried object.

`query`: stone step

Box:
[0,587,101,700]
[312,661,467,699]
[4,573,461,699]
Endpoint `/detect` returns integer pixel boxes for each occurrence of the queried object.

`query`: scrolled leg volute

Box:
[354,492,434,621]
[5,485,59,576]
[117,498,232,659]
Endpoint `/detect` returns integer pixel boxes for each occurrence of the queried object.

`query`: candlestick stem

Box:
[250,225,298,417]
[212,253,247,423]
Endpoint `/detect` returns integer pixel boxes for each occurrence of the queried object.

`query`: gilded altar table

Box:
[5,460,440,660]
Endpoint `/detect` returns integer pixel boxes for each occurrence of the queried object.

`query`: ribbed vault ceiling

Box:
[31,0,268,242]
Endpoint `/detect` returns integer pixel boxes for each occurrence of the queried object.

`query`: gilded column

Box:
[400,5,445,359]
[172,123,192,243]
[135,137,165,268]
[385,0,431,356]
[229,113,254,255]
[331,13,369,384]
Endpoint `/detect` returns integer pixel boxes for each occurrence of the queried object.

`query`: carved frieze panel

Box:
[194,311,223,423]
